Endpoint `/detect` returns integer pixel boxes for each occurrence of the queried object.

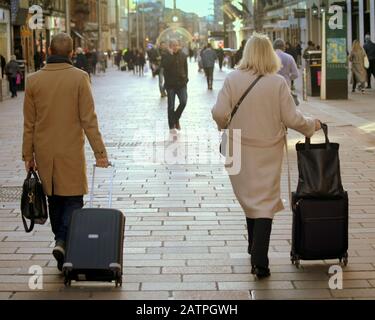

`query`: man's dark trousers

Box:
[166,86,187,129]
[9,77,17,97]
[48,196,84,243]
[204,67,214,88]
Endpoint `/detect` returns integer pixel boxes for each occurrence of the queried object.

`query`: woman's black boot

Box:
[246,218,255,255]
[250,218,273,279]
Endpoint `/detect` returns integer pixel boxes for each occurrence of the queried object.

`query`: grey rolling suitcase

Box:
[63,163,125,287]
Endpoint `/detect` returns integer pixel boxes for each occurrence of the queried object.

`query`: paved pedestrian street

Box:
[0,64,375,300]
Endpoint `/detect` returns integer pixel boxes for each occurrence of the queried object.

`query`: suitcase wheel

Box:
[115,276,122,288]
[64,277,72,287]
[340,253,349,267]
[291,253,301,269]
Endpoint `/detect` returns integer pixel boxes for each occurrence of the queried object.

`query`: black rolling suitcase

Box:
[291,192,349,268]
[290,123,349,268]
[63,163,125,287]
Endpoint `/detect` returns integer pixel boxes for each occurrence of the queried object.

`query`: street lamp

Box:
[320,3,326,14]
[172,16,179,23]
[311,4,318,16]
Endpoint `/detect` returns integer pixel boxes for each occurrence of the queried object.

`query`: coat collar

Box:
[42,63,74,71]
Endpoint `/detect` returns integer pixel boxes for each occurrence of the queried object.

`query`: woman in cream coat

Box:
[212,34,321,279]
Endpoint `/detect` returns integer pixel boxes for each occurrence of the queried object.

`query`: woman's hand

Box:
[25,160,37,172]
[315,119,322,131]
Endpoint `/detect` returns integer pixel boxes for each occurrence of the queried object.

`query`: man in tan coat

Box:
[22,33,109,271]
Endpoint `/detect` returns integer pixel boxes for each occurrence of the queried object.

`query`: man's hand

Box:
[315,119,322,131]
[25,160,37,173]
[96,157,110,168]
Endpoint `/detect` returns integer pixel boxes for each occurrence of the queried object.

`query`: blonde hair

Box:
[238,33,281,75]
[352,40,364,53]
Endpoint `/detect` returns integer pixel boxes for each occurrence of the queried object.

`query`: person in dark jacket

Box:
[5,55,20,98]
[161,40,188,132]
[201,43,217,90]
[216,46,225,71]
[91,49,98,75]
[364,34,375,89]
[235,39,247,65]
[74,48,90,75]
[136,49,146,76]
[1,54,6,78]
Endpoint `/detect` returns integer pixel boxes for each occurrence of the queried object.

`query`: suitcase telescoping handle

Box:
[89,162,115,209]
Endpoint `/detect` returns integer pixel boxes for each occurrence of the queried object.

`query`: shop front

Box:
[0,6,11,100]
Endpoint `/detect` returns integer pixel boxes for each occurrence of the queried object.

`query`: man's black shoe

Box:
[52,241,66,272]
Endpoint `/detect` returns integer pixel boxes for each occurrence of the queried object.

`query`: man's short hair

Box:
[273,38,285,50]
[50,33,73,56]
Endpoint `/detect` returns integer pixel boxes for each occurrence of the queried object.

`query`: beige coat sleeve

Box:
[211,78,233,130]
[279,80,316,138]
[78,74,108,160]
[22,79,36,162]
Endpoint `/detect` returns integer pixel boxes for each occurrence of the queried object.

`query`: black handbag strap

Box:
[306,122,329,149]
[226,75,263,128]
[22,214,34,233]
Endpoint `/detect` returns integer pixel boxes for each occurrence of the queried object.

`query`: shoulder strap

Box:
[227,75,263,127]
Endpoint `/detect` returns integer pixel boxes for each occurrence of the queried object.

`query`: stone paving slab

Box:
[0,64,375,300]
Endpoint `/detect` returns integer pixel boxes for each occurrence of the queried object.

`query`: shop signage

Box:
[325,7,347,81]
[293,9,306,18]
[321,5,348,100]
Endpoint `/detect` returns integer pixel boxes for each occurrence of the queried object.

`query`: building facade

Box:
[0,0,11,99]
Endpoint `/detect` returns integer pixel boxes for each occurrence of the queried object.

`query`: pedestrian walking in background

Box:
[131,48,138,75]
[161,40,188,132]
[198,46,206,73]
[296,42,302,68]
[217,46,225,71]
[74,47,90,76]
[201,43,217,90]
[350,40,368,94]
[273,39,299,92]
[136,49,146,77]
[155,41,168,98]
[285,42,298,64]
[212,33,321,279]
[34,50,44,71]
[0,54,6,78]
[235,39,247,66]
[97,51,106,74]
[303,41,316,60]
[22,33,109,272]
[189,44,194,63]
[115,50,122,70]
[148,45,159,77]
[5,55,20,98]
[364,34,375,89]
[91,49,98,75]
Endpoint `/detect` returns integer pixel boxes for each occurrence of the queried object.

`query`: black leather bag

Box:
[296,123,345,198]
[21,170,48,233]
